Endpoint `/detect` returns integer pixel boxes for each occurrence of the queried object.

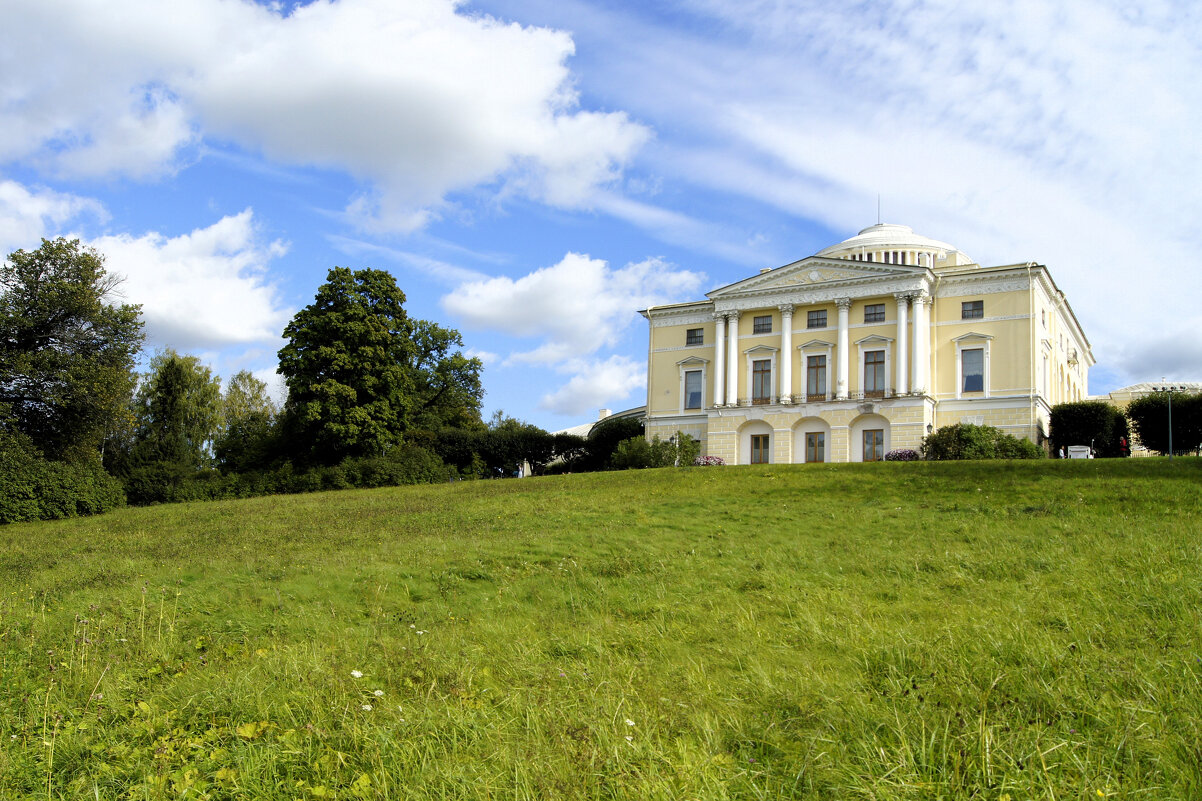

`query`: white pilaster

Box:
[778,304,794,403]
[836,298,850,400]
[726,311,740,405]
[894,293,909,395]
[713,312,726,407]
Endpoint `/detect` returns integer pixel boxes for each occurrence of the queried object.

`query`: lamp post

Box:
[1151,383,1187,460]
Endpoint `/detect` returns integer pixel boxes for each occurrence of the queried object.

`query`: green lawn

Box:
[2,459,1200,799]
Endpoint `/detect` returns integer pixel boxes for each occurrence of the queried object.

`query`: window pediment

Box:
[676,356,710,367]
[953,332,994,343]
[799,339,835,350]
[742,344,779,355]
[854,334,894,346]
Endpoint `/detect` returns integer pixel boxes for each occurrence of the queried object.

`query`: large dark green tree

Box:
[0,238,143,462]
[1049,400,1129,457]
[1126,392,1202,455]
[279,267,483,464]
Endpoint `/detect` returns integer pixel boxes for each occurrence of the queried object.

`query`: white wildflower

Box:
[361,704,372,711]
[373,690,384,697]
[350,670,363,679]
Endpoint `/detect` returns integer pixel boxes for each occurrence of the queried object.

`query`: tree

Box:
[0,238,143,462]
[409,319,484,430]
[1050,401,1129,457]
[279,267,415,463]
[1126,392,1202,456]
[278,267,483,464]
[214,370,280,473]
[130,349,223,469]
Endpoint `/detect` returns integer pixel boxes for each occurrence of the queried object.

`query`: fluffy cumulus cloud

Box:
[0,180,107,255]
[441,252,703,413]
[1,0,648,228]
[537,355,645,416]
[442,252,703,363]
[88,210,292,352]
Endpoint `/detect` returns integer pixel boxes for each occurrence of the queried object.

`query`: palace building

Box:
[640,223,1092,463]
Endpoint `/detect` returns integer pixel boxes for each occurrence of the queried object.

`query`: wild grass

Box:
[1,459,1200,799]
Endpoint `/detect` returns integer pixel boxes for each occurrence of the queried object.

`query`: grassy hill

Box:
[2,460,1200,799]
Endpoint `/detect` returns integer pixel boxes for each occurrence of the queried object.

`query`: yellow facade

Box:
[641,224,1093,463]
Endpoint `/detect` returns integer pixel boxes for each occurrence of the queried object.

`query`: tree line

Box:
[1,239,645,523]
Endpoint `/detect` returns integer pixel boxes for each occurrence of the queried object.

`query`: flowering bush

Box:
[884,448,920,461]
[693,455,725,466]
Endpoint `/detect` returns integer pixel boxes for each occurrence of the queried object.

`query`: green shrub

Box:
[0,430,125,523]
[921,423,1043,461]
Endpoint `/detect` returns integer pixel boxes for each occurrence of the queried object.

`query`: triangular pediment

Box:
[709,256,923,299]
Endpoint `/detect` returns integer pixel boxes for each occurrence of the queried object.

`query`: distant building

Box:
[640,223,1092,463]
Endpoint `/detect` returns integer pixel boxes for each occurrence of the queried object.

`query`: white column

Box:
[726,311,740,405]
[713,312,726,407]
[836,298,850,400]
[778,304,794,403]
[911,292,929,394]
[895,293,909,395]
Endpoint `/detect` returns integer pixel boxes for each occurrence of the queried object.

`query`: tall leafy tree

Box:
[409,319,484,430]
[214,370,280,472]
[279,267,484,464]
[0,238,143,461]
[131,349,223,469]
[279,268,416,463]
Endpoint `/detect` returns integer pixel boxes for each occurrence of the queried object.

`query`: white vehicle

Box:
[1067,445,1093,459]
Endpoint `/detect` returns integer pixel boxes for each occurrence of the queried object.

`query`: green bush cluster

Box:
[0,432,125,523]
[611,431,700,469]
[121,445,458,505]
[921,423,1044,461]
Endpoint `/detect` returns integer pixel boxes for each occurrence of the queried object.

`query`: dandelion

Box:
[361,704,373,711]
[373,690,384,697]
[350,670,363,679]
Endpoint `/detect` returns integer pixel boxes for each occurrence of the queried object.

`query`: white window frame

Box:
[798,339,834,402]
[855,335,894,398]
[953,333,993,399]
[742,345,779,405]
[676,357,709,413]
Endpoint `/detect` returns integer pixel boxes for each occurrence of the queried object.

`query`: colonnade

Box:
[709,293,931,406]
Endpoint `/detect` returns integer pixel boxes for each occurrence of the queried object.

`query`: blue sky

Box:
[3,0,1199,430]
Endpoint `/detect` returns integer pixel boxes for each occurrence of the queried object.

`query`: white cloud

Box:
[441,252,704,364]
[1,0,649,229]
[88,210,292,352]
[538,355,645,416]
[0,180,107,255]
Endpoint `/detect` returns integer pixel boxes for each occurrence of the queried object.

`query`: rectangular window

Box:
[751,434,770,464]
[962,300,984,319]
[864,303,886,323]
[753,315,772,334]
[752,359,772,404]
[962,348,984,393]
[807,309,827,329]
[686,328,704,346]
[805,431,825,463]
[864,350,885,397]
[684,369,703,409]
[863,430,884,462]
[806,355,827,401]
